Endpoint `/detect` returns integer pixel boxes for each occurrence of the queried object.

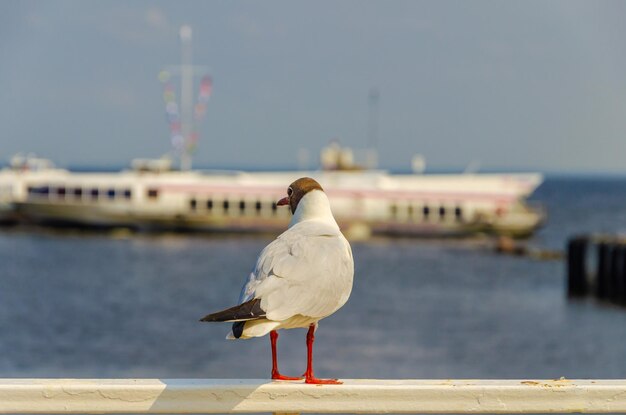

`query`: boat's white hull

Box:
[8,169,545,238]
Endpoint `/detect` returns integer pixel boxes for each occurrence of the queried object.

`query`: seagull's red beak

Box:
[277,196,289,206]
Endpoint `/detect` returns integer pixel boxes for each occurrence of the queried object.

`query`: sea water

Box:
[1,177,626,379]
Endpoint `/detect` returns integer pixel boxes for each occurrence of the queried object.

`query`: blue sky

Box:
[2,1,626,172]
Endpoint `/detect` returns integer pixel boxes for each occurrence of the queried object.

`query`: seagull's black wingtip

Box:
[199,298,266,323]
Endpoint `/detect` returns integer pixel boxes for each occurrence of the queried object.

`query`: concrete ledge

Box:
[1,379,626,413]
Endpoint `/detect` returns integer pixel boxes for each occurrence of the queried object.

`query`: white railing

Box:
[1,379,626,414]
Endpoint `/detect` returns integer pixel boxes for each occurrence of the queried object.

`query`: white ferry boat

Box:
[9,149,544,239]
[0,155,68,224]
[2,27,544,238]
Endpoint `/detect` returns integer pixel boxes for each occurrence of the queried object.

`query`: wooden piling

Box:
[567,235,626,308]
[567,236,588,297]
[596,242,611,300]
[616,245,626,305]
[609,245,623,304]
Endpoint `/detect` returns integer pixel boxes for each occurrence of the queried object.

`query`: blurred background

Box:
[2,0,626,381]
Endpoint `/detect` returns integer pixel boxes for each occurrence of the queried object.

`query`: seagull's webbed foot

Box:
[305,376,342,385]
[272,371,304,381]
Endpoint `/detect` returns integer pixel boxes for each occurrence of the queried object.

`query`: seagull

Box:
[200,177,354,384]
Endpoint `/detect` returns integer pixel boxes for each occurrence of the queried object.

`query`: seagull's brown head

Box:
[277,177,324,214]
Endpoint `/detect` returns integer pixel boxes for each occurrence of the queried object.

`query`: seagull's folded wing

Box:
[252,222,354,321]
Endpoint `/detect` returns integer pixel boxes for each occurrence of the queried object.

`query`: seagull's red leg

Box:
[304,324,342,384]
[270,330,302,381]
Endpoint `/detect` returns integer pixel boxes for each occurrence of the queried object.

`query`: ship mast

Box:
[179,25,194,171]
[160,25,212,171]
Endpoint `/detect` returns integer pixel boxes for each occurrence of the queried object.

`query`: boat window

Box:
[455,206,463,221]
[271,202,278,215]
[423,205,430,219]
[390,204,398,219]
[147,189,159,199]
[123,189,132,199]
[239,200,246,213]
[90,188,99,199]
[107,189,116,199]
[439,206,446,220]
[73,188,83,197]
[207,199,213,210]
[255,201,262,214]
[56,187,66,196]
[190,199,197,211]
[28,186,49,196]
[223,200,230,211]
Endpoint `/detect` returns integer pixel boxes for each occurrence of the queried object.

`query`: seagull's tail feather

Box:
[200,299,266,322]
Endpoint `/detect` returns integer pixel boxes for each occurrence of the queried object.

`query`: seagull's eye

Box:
[287,187,293,197]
